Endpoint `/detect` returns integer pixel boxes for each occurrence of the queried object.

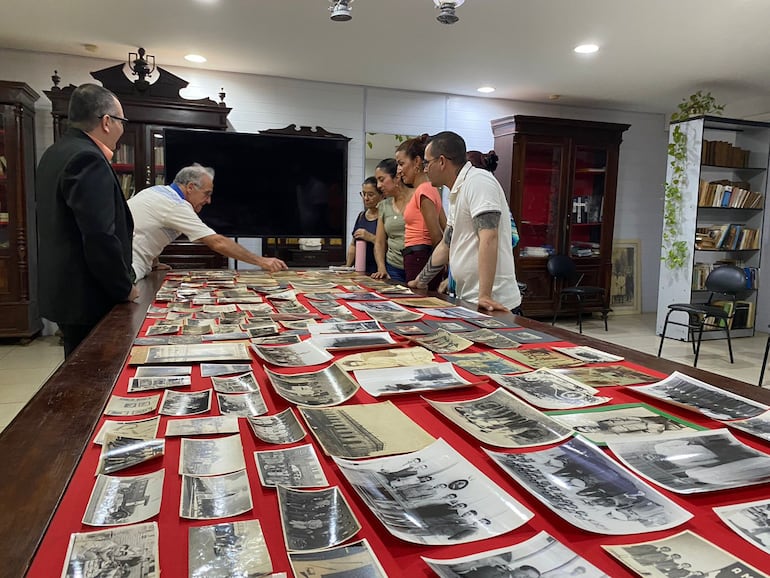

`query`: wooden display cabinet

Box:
[0,81,40,337]
[492,116,630,318]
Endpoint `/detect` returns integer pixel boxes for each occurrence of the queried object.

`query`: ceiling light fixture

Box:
[433,0,465,25]
[329,0,353,21]
[184,54,207,63]
[574,43,599,54]
[477,86,495,94]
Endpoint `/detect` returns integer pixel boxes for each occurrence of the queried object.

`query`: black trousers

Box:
[58,323,95,358]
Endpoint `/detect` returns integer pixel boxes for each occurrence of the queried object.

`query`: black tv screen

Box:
[163,128,348,237]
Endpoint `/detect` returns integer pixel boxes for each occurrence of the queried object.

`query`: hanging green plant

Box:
[662,91,724,269]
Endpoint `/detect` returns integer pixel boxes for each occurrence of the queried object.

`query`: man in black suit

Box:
[37,84,138,356]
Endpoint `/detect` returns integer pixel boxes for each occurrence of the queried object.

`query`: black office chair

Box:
[759,326,770,386]
[657,265,749,368]
[547,255,609,334]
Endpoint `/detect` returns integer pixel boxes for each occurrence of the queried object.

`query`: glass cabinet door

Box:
[568,145,608,258]
[0,106,11,294]
[518,142,563,258]
[149,126,166,186]
[113,126,137,198]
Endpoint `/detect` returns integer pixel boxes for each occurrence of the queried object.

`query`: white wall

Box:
[0,47,667,312]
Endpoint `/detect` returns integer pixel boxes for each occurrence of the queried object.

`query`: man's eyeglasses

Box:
[99,114,129,127]
[424,155,449,171]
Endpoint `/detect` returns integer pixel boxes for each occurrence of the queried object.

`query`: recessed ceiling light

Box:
[574,44,599,54]
[184,54,207,63]
[477,86,496,94]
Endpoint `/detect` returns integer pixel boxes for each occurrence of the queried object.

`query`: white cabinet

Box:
[656,116,770,340]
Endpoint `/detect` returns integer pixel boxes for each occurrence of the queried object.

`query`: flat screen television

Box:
[163,128,348,238]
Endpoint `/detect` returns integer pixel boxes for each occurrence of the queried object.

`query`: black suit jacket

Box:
[37,128,134,325]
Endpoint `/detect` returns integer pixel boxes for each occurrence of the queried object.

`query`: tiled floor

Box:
[0,313,767,433]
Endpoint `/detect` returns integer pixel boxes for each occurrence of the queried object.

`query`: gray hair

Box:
[173,163,215,187]
[68,84,121,131]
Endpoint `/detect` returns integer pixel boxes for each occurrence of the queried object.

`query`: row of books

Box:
[704,300,755,330]
[119,173,135,199]
[114,143,135,164]
[698,179,763,209]
[153,145,165,165]
[700,139,751,168]
[692,262,758,290]
[694,224,760,251]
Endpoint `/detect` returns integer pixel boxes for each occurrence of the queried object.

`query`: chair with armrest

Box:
[547,255,609,334]
[657,265,750,368]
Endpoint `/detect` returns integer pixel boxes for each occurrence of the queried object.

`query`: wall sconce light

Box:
[128,47,156,91]
[329,0,353,22]
[434,0,465,24]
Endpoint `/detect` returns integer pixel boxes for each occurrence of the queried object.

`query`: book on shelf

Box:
[700,140,751,167]
[694,224,759,251]
[731,300,755,330]
[697,179,764,209]
[691,263,757,291]
[704,300,735,330]
[119,173,135,199]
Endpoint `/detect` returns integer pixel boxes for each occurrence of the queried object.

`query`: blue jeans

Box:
[386,262,406,283]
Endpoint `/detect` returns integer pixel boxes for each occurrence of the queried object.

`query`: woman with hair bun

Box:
[372,158,409,282]
[346,176,382,274]
[396,134,447,289]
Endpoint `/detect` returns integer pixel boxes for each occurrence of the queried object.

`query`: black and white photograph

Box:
[490,369,611,410]
[211,370,259,393]
[553,346,624,363]
[714,498,770,555]
[299,401,435,458]
[724,409,770,443]
[104,395,160,417]
[133,335,202,346]
[408,329,474,353]
[181,324,213,336]
[61,522,159,578]
[505,329,561,344]
[333,438,533,546]
[303,291,345,301]
[159,389,212,416]
[603,530,768,578]
[93,416,161,446]
[134,365,193,378]
[254,444,328,488]
[265,364,359,406]
[440,352,530,376]
[419,306,491,320]
[497,348,583,369]
[188,520,273,578]
[199,363,253,378]
[216,391,268,416]
[201,331,250,341]
[486,436,692,534]
[335,291,386,301]
[288,539,387,578]
[180,434,247,476]
[548,404,702,445]
[279,318,317,331]
[608,428,770,494]
[426,388,573,448]
[82,471,164,526]
[354,362,474,397]
[424,320,477,333]
[392,296,453,308]
[629,371,769,421]
[347,300,424,323]
[381,321,434,336]
[251,340,333,367]
[246,323,280,338]
[129,342,253,365]
[164,416,240,437]
[553,365,659,388]
[97,434,165,474]
[467,317,521,329]
[180,469,253,520]
[247,409,307,445]
[251,333,302,346]
[278,485,361,552]
[335,346,435,371]
[311,331,398,352]
[423,530,609,578]
[313,303,358,321]
[462,328,522,349]
[127,375,192,393]
[310,319,383,334]
[145,323,181,336]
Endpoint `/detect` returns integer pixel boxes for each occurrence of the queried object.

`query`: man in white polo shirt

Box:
[128,163,287,280]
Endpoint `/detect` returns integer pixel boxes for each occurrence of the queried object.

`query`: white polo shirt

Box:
[128,185,216,280]
[448,162,521,310]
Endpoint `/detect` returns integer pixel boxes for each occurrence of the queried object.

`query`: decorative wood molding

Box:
[260,124,351,141]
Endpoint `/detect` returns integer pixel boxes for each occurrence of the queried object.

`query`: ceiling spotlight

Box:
[184,54,207,63]
[329,0,353,22]
[433,0,465,25]
[477,86,495,94]
[574,43,599,54]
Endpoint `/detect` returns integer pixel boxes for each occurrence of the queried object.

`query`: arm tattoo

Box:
[472,211,501,235]
[443,225,453,247]
[416,255,444,287]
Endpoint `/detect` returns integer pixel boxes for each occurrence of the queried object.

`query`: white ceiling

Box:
[3,0,770,117]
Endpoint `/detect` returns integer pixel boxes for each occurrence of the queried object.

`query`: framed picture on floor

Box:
[611,239,641,315]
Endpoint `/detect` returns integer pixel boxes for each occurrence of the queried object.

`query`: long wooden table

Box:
[2,270,769,577]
